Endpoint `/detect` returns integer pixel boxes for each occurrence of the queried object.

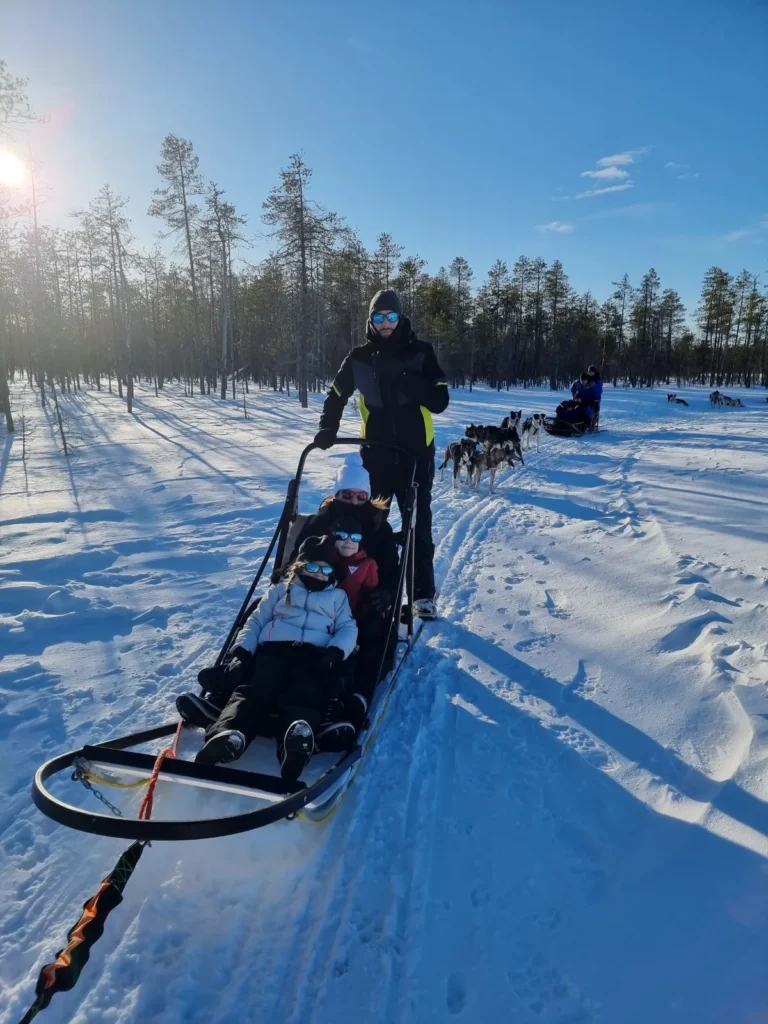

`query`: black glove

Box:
[319,646,345,674]
[198,647,252,694]
[369,588,393,613]
[269,568,284,585]
[314,428,336,450]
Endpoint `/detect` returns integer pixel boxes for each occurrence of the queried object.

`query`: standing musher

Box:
[314,288,449,619]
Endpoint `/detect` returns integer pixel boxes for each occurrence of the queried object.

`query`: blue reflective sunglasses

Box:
[333,531,363,542]
[305,563,334,576]
[371,311,400,324]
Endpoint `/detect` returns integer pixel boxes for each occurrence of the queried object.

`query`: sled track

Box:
[268,493,501,1023]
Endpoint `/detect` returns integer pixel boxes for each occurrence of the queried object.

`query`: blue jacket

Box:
[591,377,604,400]
[571,380,596,404]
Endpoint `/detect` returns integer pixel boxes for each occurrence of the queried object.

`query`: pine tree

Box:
[148,135,205,393]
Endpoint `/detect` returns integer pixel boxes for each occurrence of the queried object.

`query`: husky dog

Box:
[501,410,522,434]
[468,442,520,494]
[669,395,689,406]
[720,395,744,407]
[466,423,524,465]
[667,392,677,402]
[438,437,478,488]
[709,390,723,406]
[521,413,545,451]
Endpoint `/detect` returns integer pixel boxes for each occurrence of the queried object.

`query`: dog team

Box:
[709,390,744,407]
[439,410,545,494]
[667,390,746,408]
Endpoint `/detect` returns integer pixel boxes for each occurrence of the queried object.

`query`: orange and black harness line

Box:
[18,723,182,1024]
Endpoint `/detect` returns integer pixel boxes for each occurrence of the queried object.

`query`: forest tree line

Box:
[1,63,766,435]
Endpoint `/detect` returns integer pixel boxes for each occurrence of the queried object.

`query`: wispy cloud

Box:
[550,195,571,202]
[677,171,700,180]
[721,216,768,242]
[575,182,634,200]
[580,166,629,181]
[596,148,649,168]
[665,161,688,170]
[537,221,575,233]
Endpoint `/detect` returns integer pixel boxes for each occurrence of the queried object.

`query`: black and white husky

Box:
[439,437,478,488]
[501,410,522,434]
[521,413,545,451]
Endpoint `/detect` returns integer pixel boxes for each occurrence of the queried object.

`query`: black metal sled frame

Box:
[543,416,589,438]
[32,439,419,841]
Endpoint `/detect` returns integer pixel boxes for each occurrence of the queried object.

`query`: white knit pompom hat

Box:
[334,452,371,496]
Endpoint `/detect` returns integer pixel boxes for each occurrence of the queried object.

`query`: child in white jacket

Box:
[194,536,357,780]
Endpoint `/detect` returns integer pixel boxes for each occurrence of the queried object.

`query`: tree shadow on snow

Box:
[391,645,768,1024]
[449,621,768,840]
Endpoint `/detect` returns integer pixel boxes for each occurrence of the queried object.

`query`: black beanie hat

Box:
[329,514,364,537]
[369,288,403,318]
[296,535,344,582]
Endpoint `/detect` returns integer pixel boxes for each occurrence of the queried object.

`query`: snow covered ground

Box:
[2,377,768,1024]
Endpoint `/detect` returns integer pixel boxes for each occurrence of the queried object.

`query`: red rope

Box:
[137,721,183,821]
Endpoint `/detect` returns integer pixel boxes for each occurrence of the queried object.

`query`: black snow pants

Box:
[208,643,341,746]
[363,445,436,601]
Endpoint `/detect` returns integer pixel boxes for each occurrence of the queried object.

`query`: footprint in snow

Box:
[515,634,556,652]
[446,972,467,1015]
[541,590,570,620]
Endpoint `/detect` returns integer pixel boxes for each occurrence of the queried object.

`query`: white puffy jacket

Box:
[239,580,357,659]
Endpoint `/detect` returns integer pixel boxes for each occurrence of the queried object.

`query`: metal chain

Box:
[72,758,123,817]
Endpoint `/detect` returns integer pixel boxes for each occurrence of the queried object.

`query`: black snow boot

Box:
[176,692,223,729]
[315,720,356,752]
[279,720,314,781]
[195,729,246,765]
[342,692,368,732]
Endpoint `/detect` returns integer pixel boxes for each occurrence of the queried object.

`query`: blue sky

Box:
[2,0,767,313]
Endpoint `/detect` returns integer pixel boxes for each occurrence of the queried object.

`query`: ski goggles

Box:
[304,563,335,576]
[371,311,400,324]
[333,531,363,542]
[338,490,369,504]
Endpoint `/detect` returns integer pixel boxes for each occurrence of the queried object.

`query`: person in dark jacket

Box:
[314,288,449,618]
[587,365,603,429]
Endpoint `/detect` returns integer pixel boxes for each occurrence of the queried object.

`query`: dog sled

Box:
[31,439,423,842]
[544,400,599,438]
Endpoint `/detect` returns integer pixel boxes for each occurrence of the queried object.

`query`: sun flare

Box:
[0,151,25,187]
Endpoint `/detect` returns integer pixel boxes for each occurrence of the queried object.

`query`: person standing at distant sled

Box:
[314,289,449,619]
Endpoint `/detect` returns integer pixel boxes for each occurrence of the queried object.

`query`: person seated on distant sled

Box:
[563,372,597,428]
[182,536,357,780]
[587,364,603,427]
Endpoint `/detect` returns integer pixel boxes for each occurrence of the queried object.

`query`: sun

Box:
[0,151,25,187]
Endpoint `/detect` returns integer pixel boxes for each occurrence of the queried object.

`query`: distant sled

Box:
[31,439,423,842]
[544,398,600,437]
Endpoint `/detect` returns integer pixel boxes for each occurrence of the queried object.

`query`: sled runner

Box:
[31,439,422,842]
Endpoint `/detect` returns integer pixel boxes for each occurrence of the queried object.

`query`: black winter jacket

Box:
[319,317,449,453]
